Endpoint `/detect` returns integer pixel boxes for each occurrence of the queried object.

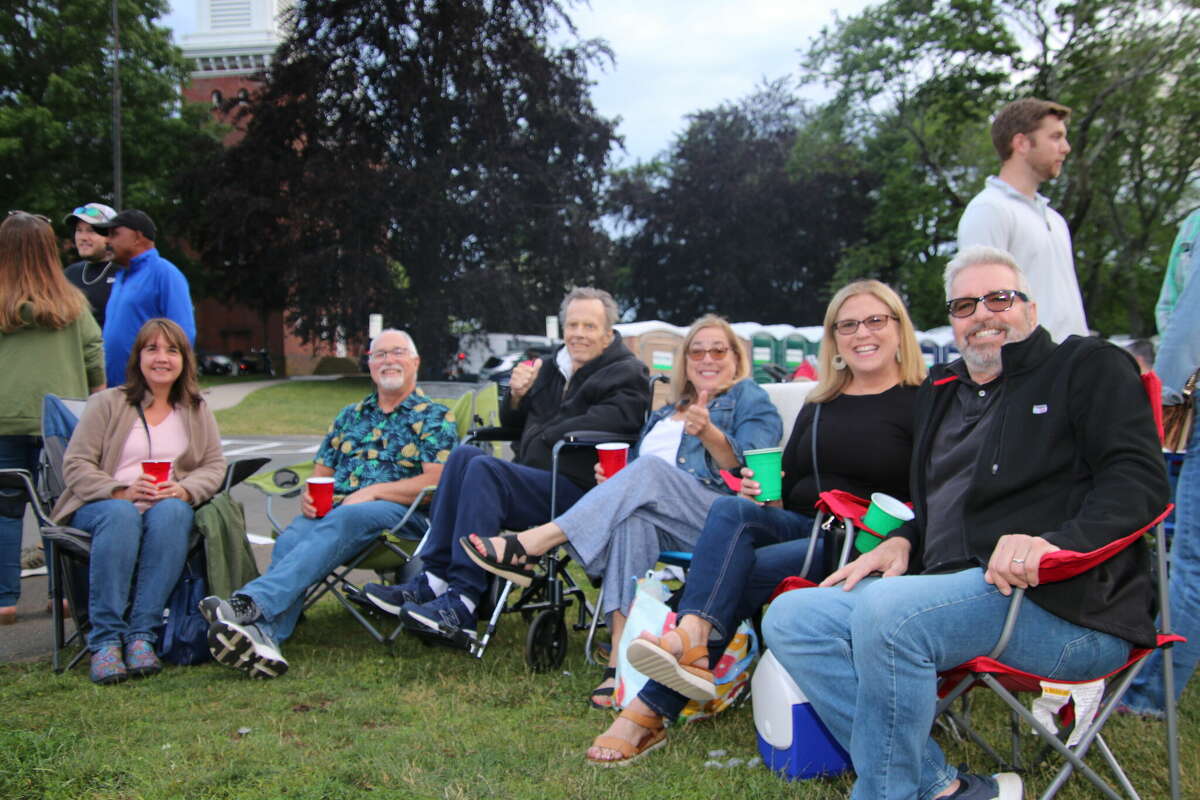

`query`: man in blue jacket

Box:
[92,209,195,385]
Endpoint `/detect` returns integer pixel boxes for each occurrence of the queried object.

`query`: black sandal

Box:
[589,666,617,710]
[458,533,538,587]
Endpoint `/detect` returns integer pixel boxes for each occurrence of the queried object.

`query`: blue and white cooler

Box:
[752,649,851,780]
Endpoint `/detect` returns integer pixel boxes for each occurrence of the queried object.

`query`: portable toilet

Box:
[752,649,850,780]
[750,330,779,383]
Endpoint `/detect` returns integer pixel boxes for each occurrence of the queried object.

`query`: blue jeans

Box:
[763,569,1132,800]
[419,445,585,603]
[639,497,821,720]
[240,500,421,643]
[0,435,40,607]
[72,498,195,649]
[1125,424,1200,713]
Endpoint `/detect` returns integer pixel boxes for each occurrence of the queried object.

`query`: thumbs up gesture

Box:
[684,389,711,438]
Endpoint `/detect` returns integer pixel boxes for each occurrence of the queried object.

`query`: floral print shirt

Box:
[314,388,457,505]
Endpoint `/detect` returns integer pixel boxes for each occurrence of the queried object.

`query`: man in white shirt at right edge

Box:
[958,97,1089,341]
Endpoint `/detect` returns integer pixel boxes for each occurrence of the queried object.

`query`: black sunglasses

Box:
[946,290,1029,318]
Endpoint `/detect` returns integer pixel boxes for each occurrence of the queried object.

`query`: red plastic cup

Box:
[306,477,335,518]
[142,460,171,484]
[596,443,630,477]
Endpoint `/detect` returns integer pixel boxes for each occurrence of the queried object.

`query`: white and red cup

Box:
[306,477,335,518]
[142,460,172,484]
[596,442,630,476]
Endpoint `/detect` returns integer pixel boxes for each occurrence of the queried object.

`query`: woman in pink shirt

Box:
[53,318,225,684]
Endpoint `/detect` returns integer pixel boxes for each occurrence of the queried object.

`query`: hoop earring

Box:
[832,354,847,371]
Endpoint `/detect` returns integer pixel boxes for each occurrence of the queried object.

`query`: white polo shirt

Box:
[957,175,1089,341]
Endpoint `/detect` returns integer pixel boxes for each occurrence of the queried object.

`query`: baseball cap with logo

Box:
[62,202,117,230]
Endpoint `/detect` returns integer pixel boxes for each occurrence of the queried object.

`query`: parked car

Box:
[478,345,555,389]
[231,348,276,377]
[198,352,236,376]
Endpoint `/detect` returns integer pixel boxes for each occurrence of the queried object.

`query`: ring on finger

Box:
[1011,557,1026,565]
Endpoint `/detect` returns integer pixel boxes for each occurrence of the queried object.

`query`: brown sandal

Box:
[586,707,667,766]
[626,627,716,701]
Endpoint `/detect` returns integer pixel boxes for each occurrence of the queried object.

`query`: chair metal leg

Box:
[584,583,605,665]
[1156,522,1181,800]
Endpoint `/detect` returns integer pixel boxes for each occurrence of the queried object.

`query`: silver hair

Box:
[560,287,619,330]
[369,328,418,356]
[944,245,1033,301]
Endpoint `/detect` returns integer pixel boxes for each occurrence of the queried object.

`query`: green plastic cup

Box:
[856,492,914,553]
[743,447,783,502]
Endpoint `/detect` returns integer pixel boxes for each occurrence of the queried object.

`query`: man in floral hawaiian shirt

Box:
[201,329,458,678]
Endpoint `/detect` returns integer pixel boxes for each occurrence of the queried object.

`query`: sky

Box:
[161,0,875,165]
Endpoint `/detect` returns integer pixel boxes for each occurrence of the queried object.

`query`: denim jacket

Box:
[631,377,782,494]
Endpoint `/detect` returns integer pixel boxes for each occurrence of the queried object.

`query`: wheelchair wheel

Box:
[525,608,567,672]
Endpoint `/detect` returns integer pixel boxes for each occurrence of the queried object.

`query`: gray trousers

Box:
[556,455,722,618]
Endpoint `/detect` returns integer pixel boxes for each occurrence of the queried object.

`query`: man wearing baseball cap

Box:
[92,209,196,386]
[63,202,118,328]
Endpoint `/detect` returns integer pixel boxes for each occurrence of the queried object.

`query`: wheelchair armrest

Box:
[465,426,523,443]
[559,430,639,447]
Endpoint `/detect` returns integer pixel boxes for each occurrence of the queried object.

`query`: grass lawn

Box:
[214,378,377,436]
[2,591,1195,800]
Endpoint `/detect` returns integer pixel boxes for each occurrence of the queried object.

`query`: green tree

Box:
[803,0,1200,333]
[0,0,221,258]
[608,80,877,326]
[181,0,619,373]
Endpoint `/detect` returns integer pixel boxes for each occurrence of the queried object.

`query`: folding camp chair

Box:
[241,391,477,647]
[242,461,435,646]
[4,394,268,672]
[933,507,1183,800]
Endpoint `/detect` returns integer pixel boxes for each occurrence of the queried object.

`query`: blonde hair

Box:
[669,314,750,409]
[0,212,87,332]
[808,280,926,404]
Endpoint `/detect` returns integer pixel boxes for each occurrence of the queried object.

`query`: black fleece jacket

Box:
[890,327,1169,647]
[499,331,649,489]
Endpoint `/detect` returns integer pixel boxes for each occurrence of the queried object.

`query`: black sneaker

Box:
[207,619,288,679]
[947,772,1022,800]
[363,574,436,617]
[198,594,260,626]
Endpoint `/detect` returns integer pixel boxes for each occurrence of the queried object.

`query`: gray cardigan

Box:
[52,387,226,523]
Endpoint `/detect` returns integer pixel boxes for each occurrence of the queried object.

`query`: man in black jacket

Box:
[763,245,1168,800]
[365,287,650,642]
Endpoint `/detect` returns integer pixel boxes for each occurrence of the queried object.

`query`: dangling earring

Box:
[832,354,847,371]
[896,350,902,364]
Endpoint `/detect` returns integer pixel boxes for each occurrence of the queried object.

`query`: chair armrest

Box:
[222,456,271,492]
[465,426,523,443]
[42,525,93,558]
[559,430,639,447]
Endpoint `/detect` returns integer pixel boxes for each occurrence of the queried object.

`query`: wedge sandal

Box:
[586,708,667,767]
[626,628,716,701]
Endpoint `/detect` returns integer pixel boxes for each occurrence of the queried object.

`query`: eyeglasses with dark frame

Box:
[833,314,898,336]
[686,344,731,361]
[7,210,51,225]
[945,290,1029,319]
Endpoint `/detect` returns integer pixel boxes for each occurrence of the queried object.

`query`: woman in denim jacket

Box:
[464,314,781,706]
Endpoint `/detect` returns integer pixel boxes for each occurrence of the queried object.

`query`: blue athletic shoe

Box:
[946,772,1022,800]
[363,574,437,617]
[400,591,476,640]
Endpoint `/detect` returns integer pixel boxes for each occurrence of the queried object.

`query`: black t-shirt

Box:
[64,260,115,329]
[780,384,918,514]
